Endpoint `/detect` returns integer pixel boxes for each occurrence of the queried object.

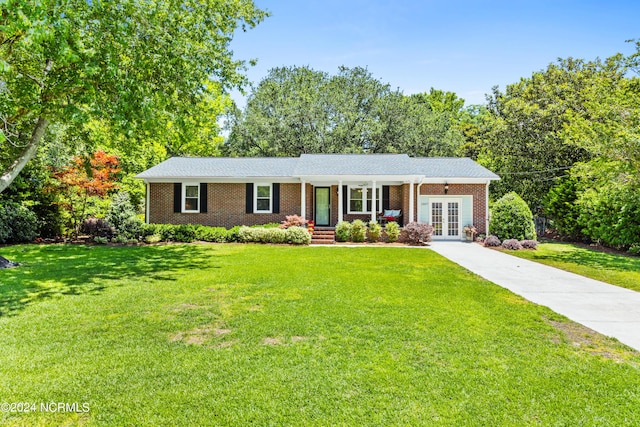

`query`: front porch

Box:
[300,180,417,228]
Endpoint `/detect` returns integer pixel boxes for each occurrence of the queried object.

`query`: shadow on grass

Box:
[0,244,222,317]
[535,243,640,273]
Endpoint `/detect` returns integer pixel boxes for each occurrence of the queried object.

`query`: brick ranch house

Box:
[136,154,500,240]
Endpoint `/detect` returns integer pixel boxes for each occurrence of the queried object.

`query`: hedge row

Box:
[139,223,283,244]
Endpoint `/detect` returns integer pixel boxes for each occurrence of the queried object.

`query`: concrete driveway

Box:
[429,241,640,352]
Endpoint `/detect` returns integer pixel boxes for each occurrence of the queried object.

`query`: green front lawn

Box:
[504,242,640,292]
[1,244,639,426]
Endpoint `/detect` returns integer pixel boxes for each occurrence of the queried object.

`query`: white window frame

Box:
[347,185,382,214]
[182,183,200,213]
[254,183,272,213]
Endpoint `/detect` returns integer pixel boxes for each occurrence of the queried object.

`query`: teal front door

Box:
[315,187,330,226]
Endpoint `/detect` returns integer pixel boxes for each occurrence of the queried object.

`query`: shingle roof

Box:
[293,153,412,175]
[136,154,499,180]
[136,157,299,179]
[411,158,500,179]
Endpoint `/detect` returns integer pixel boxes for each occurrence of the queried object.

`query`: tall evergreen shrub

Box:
[490,192,536,241]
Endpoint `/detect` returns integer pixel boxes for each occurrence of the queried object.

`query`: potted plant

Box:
[463,224,476,242]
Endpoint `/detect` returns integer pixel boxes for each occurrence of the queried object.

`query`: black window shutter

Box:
[272,183,280,213]
[199,183,208,213]
[245,183,254,213]
[382,186,390,211]
[342,185,348,215]
[173,183,182,213]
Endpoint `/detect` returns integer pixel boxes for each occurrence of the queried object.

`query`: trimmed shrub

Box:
[628,244,640,255]
[238,225,310,245]
[107,192,143,239]
[252,222,280,229]
[226,226,241,242]
[0,201,39,243]
[194,225,229,243]
[111,234,130,244]
[81,217,114,238]
[520,239,538,249]
[93,236,108,245]
[145,234,162,244]
[502,239,522,250]
[287,226,312,245]
[484,235,501,247]
[490,192,536,241]
[173,224,197,243]
[367,221,382,242]
[335,221,351,242]
[350,219,367,243]
[385,221,400,243]
[401,222,434,245]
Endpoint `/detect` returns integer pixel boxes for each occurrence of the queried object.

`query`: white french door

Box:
[430,199,461,239]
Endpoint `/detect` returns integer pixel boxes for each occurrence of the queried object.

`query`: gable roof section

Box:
[136,154,499,181]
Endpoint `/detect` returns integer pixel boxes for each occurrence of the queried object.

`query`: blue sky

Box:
[230,0,639,106]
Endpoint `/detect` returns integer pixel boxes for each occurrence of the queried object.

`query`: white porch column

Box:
[409,179,415,223]
[301,180,306,220]
[371,180,377,222]
[145,182,150,224]
[485,181,490,234]
[338,180,343,223]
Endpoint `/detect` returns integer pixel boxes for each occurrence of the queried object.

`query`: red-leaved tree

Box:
[49,151,120,238]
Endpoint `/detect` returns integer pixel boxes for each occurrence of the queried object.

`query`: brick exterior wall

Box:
[148,181,488,233]
[419,183,488,234]
[148,182,302,229]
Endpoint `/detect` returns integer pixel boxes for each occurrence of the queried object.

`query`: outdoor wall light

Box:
[444,183,449,194]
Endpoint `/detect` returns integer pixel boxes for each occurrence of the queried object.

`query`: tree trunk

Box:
[0,117,49,193]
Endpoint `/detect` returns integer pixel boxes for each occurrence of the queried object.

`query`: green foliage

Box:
[367,221,382,242]
[0,0,267,192]
[350,219,367,243]
[93,236,108,245]
[225,66,464,157]
[194,225,229,243]
[543,176,584,239]
[577,186,640,250]
[145,234,162,244]
[490,192,536,241]
[110,235,130,244]
[335,221,352,242]
[0,201,38,243]
[107,192,142,239]
[481,57,625,206]
[384,221,400,243]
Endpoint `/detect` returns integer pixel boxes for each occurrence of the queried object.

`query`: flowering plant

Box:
[463,224,477,234]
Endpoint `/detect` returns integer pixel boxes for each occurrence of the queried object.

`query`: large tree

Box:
[480,56,628,207]
[0,0,267,192]
[225,65,464,157]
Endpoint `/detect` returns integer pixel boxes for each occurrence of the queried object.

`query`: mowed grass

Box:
[504,242,640,292]
[1,244,639,426]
